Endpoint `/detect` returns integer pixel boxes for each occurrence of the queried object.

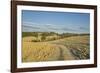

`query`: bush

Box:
[31,40,40,42]
[41,36,46,41]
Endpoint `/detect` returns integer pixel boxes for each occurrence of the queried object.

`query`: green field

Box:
[22,32,90,62]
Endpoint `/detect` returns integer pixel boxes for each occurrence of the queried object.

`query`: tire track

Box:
[57,45,75,60]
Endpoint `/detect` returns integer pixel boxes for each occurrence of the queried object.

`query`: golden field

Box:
[22,32,90,62]
[22,42,60,62]
[22,34,90,62]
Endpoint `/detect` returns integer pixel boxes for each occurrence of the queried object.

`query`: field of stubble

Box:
[22,35,89,62]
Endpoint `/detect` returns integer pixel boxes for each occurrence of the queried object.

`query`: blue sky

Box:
[22,10,90,34]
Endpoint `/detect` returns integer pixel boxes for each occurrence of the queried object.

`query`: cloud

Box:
[78,27,89,30]
[22,22,77,33]
[61,27,77,31]
[22,21,36,25]
[22,21,89,33]
[45,24,53,26]
[22,25,40,29]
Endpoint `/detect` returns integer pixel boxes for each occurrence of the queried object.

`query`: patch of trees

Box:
[59,33,89,38]
[22,32,58,37]
[22,32,38,38]
[41,33,46,41]
[22,32,89,42]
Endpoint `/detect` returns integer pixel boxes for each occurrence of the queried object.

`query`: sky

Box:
[22,10,90,34]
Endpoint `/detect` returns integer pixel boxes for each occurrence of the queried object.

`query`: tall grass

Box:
[22,42,60,62]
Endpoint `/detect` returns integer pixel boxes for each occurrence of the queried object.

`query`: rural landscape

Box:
[22,32,90,62]
[22,10,90,62]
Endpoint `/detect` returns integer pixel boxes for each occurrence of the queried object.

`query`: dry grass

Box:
[22,36,36,42]
[22,35,90,62]
[22,42,60,62]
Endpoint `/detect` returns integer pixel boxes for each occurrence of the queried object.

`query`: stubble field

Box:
[22,33,90,62]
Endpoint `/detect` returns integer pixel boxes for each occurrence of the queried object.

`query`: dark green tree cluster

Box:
[22,32,38,38]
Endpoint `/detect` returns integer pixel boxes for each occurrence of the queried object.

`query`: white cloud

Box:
[22,21,89,33]
[45,24,53,26]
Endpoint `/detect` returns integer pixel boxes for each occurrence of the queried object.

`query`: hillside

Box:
[22,32,90,62]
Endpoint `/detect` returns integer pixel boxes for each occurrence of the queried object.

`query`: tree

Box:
[33,32,38,38]
[41,35,46,41]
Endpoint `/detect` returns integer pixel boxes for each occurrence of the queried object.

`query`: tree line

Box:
[22,32,89,42]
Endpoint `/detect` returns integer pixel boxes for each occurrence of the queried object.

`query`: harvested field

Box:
[22,35,89,62]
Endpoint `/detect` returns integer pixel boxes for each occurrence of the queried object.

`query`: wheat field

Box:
[22,42,61,62]
[22,34,89,62]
